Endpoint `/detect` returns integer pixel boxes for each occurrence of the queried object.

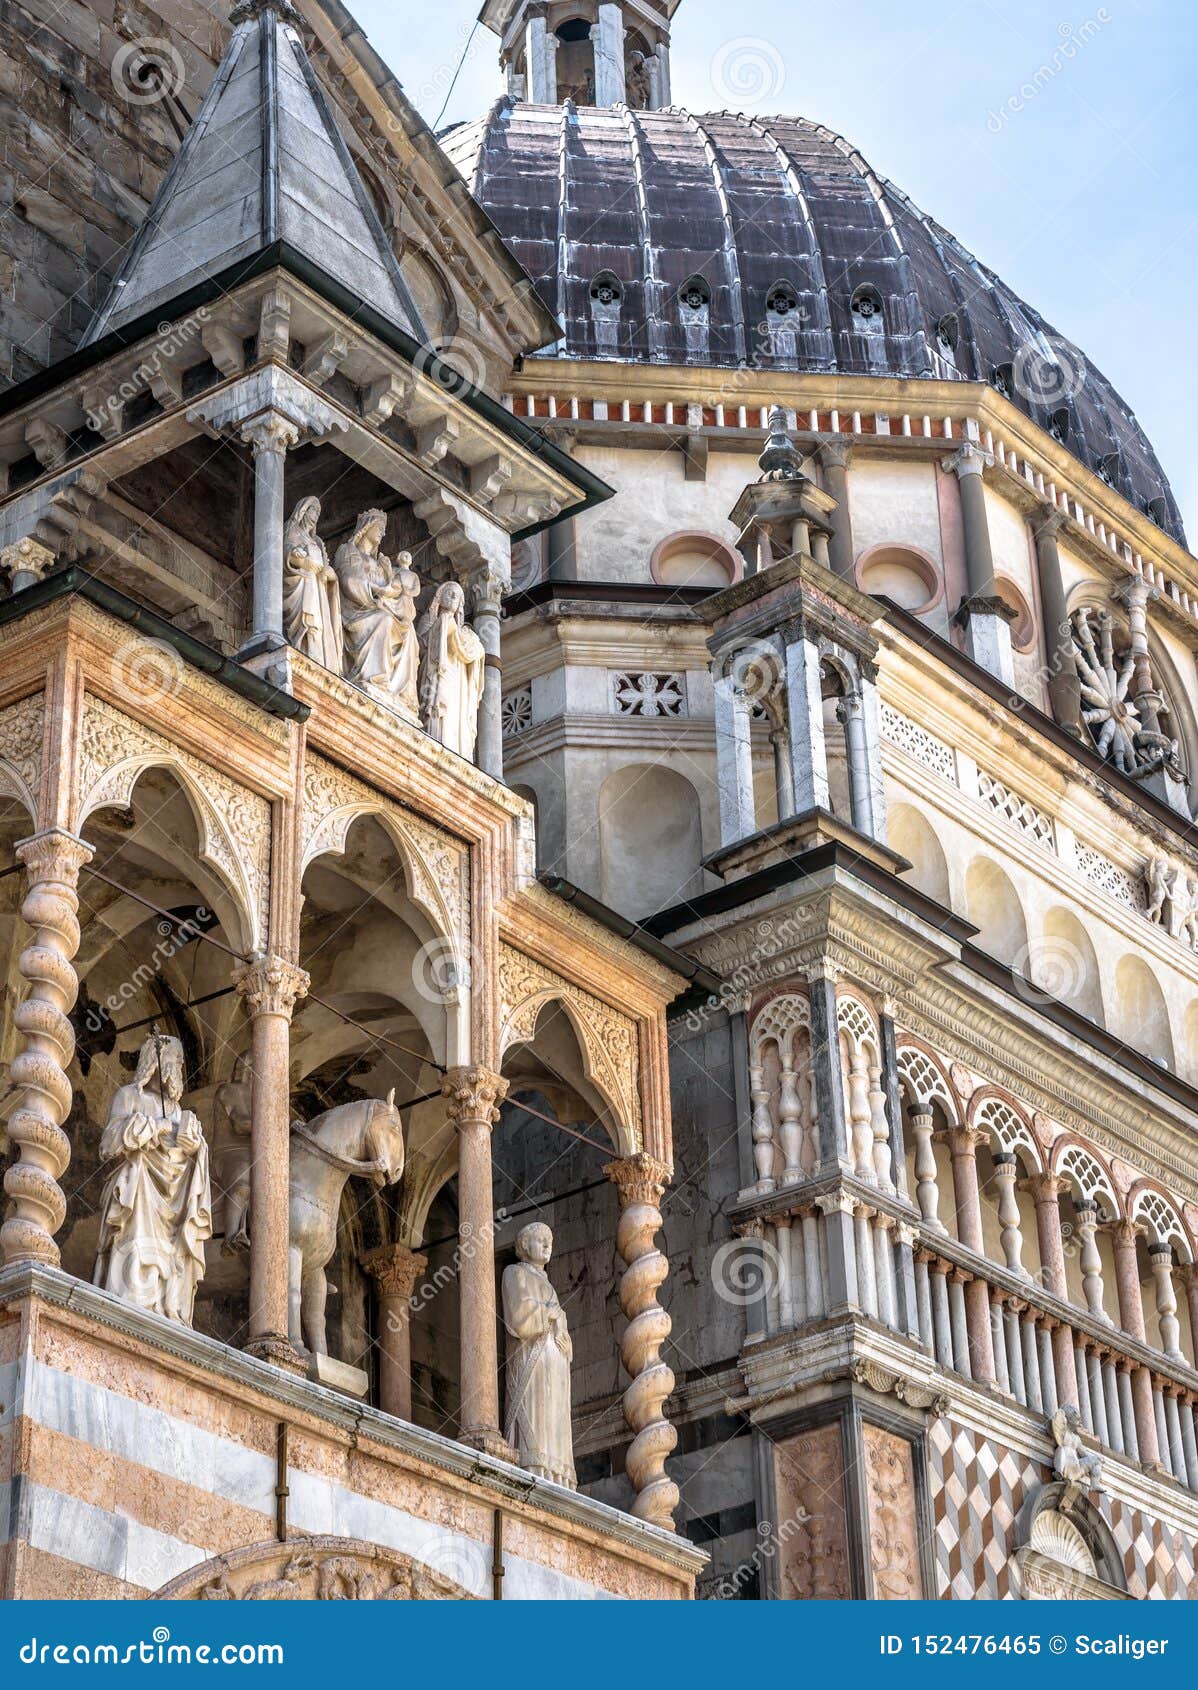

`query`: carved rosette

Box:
[361,1242,428,1301]
[441,1066,508,1128]
[605,1152,679,1531]
[2,830,93,1266]
[235,955,310,1020]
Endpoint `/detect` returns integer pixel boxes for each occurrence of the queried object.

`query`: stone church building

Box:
[0,0,1195,1601]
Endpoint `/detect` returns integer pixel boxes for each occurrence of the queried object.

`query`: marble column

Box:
[943,441,1014,684]
[1181,1266,1198,1365]
[361,1243,428,1421]
[443,1066,512,1459]
[2,831,93,1268]
[836,691,874,836]
[713,672,756,844]
[877,1004,908,1200]
[235,955,310,1367]
[1031,506,1083,735]
[1110,1220,1161,1466]
[806,966,850,1170]
[816,441,854,580]
[241,412,300,653]
[524,6,555,103]
[783,628,831,814]
[606,1152,679,1531]
[770,727,795,820]
[469,566,506,780]
[992,1153,1028,1279]
[1148,1244,1185,1364]
[944,1125,995,1382]
[1,536,56,594]
[1025,1173,1078,1406]
[592,2,627,105]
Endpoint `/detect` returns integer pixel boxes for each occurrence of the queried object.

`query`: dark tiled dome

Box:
[443,100,1184,544]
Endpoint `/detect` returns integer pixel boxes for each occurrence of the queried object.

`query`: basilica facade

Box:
[0,0,1194,1601]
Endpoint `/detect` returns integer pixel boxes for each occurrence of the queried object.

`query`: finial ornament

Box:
[230,0,301,24]
[758,405,805,483]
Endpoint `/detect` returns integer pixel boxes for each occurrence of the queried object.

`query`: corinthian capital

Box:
[15,829,93,884]
[240,412,301,459]
[2,536,56,587]
[235,954,310,1019]
[360,1242,428,1300]
[604,1151,671,1209]
[941,440,994,480]
[442,1066,509,1127]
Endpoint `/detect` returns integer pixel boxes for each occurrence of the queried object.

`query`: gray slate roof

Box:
[444,100,1182,544]
[84,5,424,345]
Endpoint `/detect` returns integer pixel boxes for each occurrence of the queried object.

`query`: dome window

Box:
[991,362,1014,398]
[1097,451,1123,489]
[766,282,800,319]
[678,276,712,361]
[1049,408,1070,444]
[589,271,623,357]
[850,283,885,329]
[1145,495,1170,529]
[765,282,802,361]
[937,312,960,351]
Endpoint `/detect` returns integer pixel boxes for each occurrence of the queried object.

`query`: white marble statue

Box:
[288,1093,406,1357]
[420,581,486,761]
[334,510,421,719]
[283,496,343,672]
[93,1033,212,1325]
[1050,1407,1103,1509]
[502,1223,576,1488]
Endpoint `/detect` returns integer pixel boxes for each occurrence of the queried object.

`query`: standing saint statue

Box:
[93,1033,213,1325]
[420,581,486,761]
[334,509,421,719]
[502,1223,576,1488]
[283,497,342,672]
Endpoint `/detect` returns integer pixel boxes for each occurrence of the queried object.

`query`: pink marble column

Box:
[1023,1174,1079,1406]
[361,1243,428,1421]
[442,1066,512,1459]
[945,1126,995,1384]
[1110,1220,1160,1467]
[235,955,309,1369]
[1181,1266,1198,1366]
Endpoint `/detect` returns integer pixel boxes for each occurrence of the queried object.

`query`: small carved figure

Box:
[1050,1406,1103,1509]
[288,1093,406,1356]
[502,1223,576,1489]
[214,1052,252,1255]
[626,50,651,109]
[334,510,421,718]
[283,497,343,672]
[1145,852,1170,925]
[420,581,486,761]
[93,1033,212,1325]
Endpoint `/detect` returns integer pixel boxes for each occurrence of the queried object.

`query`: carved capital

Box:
[605,1151,670,1209]
[2,536,56,586]
[240,412,301,459]
[442,1066,508,1128]
[1022,1172,1068,1205]
[360,1243,428,1301]
[235,954,310,1020]
[16,829,93,885]
[941,440,993,480]
[231,0,300,21]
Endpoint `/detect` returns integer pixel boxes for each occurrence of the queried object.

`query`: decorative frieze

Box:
[501,685,533,737]
[1075,844,1146,912]
[977,771,1056,851]
[880,701,956,782]
[0,693,44,821]
[610,672,686,717]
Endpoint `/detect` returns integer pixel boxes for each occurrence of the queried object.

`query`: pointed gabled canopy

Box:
[83,0,425,346]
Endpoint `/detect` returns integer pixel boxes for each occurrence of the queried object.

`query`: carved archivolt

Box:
[153,1535,477,1601]
[0,693,43,822]
[498,942,642,1147]
[300,754,469,963]
[77,695,270,950]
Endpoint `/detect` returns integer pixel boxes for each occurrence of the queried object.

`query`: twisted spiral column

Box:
[605,1152,679,1531]
[3,830,93,1268]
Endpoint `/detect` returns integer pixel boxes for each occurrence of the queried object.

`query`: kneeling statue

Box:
[94,1032,212,1325]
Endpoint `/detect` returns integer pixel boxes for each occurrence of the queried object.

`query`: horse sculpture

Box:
[288,1093,406,1356]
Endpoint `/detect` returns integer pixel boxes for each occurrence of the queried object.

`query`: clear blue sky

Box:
[349,0,1198,539]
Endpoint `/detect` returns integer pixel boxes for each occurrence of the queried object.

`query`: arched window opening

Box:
[589,271,623,356]
[555,17,596,105]
[678,275,712,360]
[765,281,801,359]
[850,283,884,329]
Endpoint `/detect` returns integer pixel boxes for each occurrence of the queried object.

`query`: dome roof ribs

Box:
[553,104,573,352]
[675,109,749,366]
[622,107,669,363]
[743,115,835,369]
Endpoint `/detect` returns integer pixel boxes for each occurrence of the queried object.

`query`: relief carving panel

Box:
[773,1423,850,1601]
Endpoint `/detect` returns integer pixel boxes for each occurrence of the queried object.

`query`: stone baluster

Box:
[360,1243,427,1422]
[1116,1360,1139,1460]
[1027,1172,1079,1409]
[1101,1358,1123,1454]
[2,831,93,1267]
[990,1293,1011,1394]
[606,1153,679,1531]
[444,1067,512,1460]
[235,955,310,1367]
[1110,1220,1161,1466]
[241,413,300,655]
[468,566,506,779]
[1004,1300,1026,1402]
[777,1055,804,1184]
[1075,1202,1110,1322]
[948,1270,973,1379]
[749,1064,776,1193]
[866,1061,893,1191]
[909,1106,943,1230]
[1147,1243,1185,1364]
[992,1153,1027,1278]
[944,1125,996,1382]
[846,1052,875,1182]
